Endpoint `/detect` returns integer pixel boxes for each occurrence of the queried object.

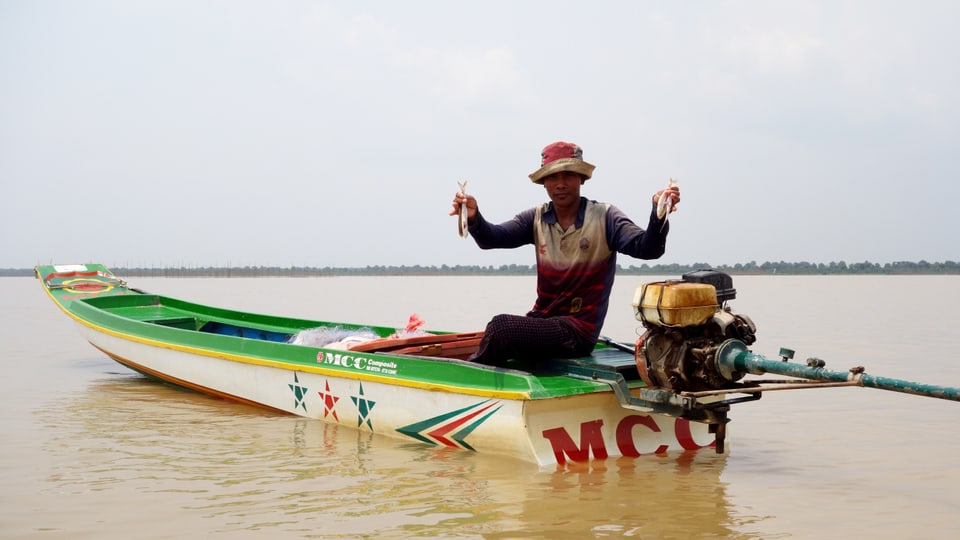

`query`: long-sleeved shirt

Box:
[468,197,668,342]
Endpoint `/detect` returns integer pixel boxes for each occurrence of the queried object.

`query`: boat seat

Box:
[99,305,201,330]
[146,316,201,330]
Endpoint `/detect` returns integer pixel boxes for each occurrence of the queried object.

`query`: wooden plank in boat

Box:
[348,331,484,354]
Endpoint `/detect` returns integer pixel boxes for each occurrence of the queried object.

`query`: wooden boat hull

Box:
[37,264,717,466]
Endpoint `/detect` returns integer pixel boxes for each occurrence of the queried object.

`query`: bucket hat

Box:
[528,141,595,184]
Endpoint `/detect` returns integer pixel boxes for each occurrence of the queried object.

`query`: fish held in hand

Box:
[657,178,678,220]
[457,180,469,238]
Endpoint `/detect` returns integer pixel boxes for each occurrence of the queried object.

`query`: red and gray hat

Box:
[528,141,596,184]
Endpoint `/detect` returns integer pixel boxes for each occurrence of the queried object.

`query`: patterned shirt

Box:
[468,197,668,341]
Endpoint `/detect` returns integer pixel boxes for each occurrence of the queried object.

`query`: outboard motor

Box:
[634,270,757,392]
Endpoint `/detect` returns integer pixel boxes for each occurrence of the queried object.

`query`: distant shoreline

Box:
[10,260,959,277]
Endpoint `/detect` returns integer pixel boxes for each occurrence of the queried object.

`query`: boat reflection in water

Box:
[37,375,749,538]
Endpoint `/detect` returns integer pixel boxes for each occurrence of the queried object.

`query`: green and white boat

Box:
[37,263,960,467]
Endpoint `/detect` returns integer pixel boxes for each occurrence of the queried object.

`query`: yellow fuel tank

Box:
[633,281,718,327]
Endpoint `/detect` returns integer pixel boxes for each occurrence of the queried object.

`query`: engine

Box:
[634,270,757,392]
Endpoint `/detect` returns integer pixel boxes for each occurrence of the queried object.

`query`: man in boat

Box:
[450,141,680,366]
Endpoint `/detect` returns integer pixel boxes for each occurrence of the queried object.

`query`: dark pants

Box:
[469,314,596,366]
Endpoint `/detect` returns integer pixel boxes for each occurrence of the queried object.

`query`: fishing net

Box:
[287,314,430,350]
[288,326,379,349]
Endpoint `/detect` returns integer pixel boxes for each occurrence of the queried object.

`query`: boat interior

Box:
[79,292,641,378]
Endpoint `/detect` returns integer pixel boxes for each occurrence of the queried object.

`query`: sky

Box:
[2,1,958,269]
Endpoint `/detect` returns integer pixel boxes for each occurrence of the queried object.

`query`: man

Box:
[450,141,680,366]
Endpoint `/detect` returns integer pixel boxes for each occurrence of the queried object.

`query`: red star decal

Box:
[318,380,340,421]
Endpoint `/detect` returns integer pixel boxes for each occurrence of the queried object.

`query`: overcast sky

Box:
[2,1,957,269]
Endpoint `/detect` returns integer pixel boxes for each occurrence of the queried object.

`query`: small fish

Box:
[656,178,678,220]
[457,180,469,238]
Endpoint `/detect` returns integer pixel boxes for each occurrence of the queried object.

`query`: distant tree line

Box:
[6,260,958,277]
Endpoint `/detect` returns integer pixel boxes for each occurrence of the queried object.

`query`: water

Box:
[3,275,959,538]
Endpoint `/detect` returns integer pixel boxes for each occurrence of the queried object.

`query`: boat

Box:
[36,263,960,467]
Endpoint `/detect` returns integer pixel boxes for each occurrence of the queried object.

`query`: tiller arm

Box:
[715,339,960,403]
